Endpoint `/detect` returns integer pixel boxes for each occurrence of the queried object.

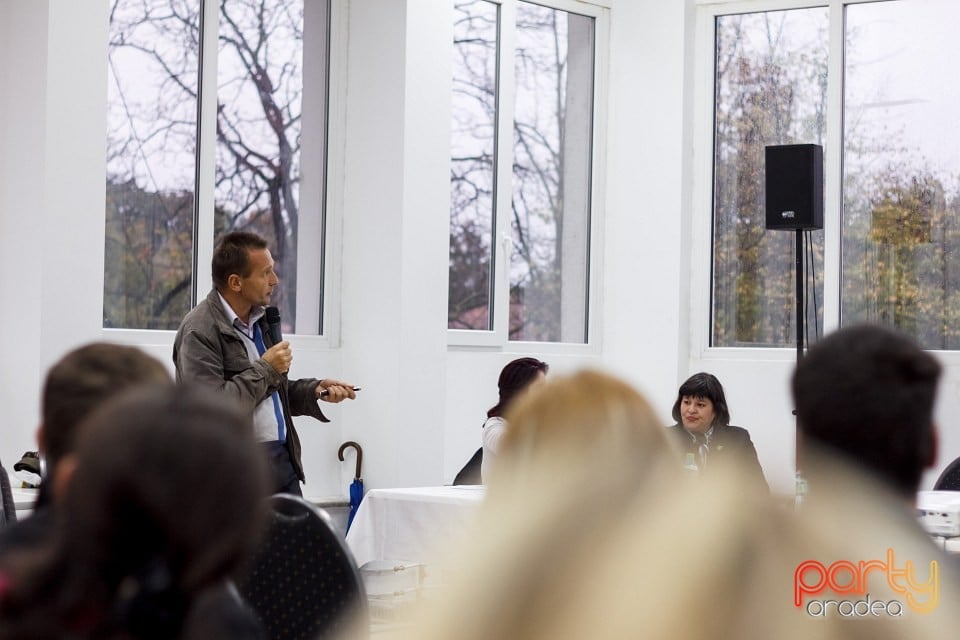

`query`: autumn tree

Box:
[105,0,306,330]
[712,10,828,347]
[449,0,498,331]
[449,0,594,342]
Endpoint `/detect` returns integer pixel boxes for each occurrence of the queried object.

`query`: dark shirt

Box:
[666,423,768,492]
[0,496,263,640]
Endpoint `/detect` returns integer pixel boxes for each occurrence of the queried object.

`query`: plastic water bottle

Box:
[795,471,808,510]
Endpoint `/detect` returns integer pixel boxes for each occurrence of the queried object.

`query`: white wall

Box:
[0,0,48,477]
[601,0,689,419]
[338,0,450,491]
[3,0,957,501]
[0,0,109,481]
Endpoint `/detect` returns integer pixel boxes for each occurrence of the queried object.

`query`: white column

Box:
[339,0,451,489]
[0,1,109,471]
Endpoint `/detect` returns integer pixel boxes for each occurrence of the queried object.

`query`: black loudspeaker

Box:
[765,144,823,230]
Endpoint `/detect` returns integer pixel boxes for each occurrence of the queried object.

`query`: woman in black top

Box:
[666,372,768,492]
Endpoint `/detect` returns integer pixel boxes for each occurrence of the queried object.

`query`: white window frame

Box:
[694,0,960,362]
[104,0,346,348]
[447,0,609,355]
[690,0,845,363]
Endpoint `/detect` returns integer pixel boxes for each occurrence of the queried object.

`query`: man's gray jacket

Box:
[173,288,329,482]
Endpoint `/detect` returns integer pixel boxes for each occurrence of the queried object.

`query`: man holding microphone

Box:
[174,231,357,495]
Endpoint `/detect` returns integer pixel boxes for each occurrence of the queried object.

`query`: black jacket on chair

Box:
[453,448,483,486]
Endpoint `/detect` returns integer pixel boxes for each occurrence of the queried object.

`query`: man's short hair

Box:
[211,231,269,290]
[42,343,172,470]
[791,323,940,496]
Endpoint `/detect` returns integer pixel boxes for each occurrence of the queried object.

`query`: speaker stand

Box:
[795,229,804,365]
[794,229,805,503]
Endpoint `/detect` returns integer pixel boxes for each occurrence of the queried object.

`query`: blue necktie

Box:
[253,322,286,443]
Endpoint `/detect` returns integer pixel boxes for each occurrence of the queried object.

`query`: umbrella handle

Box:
[338,441,363,480]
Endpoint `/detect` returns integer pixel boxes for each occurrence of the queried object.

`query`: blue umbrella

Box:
[338,441,363,534]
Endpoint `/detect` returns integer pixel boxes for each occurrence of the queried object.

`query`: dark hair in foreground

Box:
[487,357,549,418]
[670,372,730,428]
[792,323,940,496]
[0,386,270,640]
[211,230,269,290]
[41,343,172,471]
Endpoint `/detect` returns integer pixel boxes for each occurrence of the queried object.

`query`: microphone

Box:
[265,306,283,344]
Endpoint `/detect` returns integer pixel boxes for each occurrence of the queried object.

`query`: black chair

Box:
[236,494,368,640]
[453,447,483,485]
[0,460,15,526]
[934,456,960,490]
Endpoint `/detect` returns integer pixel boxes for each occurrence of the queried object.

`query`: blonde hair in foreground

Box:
[384,473,956,640]
[372,371,959,640]
[487,368,674,495]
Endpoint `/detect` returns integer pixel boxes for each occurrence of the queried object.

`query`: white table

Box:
[930,536,960,554]
[11,487,39,519]
[345,485,485,568]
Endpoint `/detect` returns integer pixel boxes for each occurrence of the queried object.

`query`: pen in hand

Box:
[320,386,361,398]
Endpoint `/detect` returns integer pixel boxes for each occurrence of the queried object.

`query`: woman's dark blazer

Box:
[666,423,769,492]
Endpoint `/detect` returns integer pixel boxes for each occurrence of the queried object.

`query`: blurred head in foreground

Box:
[0,385,270,640]
[792,323,940,499]
[386,466,956,640]
[487,369,675,496]
[370,367,960,639]
[40,342,173,481]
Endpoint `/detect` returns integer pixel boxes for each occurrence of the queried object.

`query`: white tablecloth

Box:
[345,485,485,568]
[11,487,39,518]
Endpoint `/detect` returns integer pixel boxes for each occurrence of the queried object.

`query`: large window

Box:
[449,0,499,332]
[711,7,828,348]
[449,0,600,344]
[841,0,960,349]
[708,0,960,350]
[105,0,329,333]
[105,1,200,330]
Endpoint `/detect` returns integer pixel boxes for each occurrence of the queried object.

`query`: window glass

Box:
[449,0,499,331]
[105,0,325,334]
[105,0,199,330]
[216,0,312,334]
[711,8,828,347]
[842,0,960,349]
[511,2,594,343]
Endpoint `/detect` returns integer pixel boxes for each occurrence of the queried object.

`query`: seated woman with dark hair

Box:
[0,386,270,640]
[453,357,549,485]
[480,357,549,483]
[666,372,767,492]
